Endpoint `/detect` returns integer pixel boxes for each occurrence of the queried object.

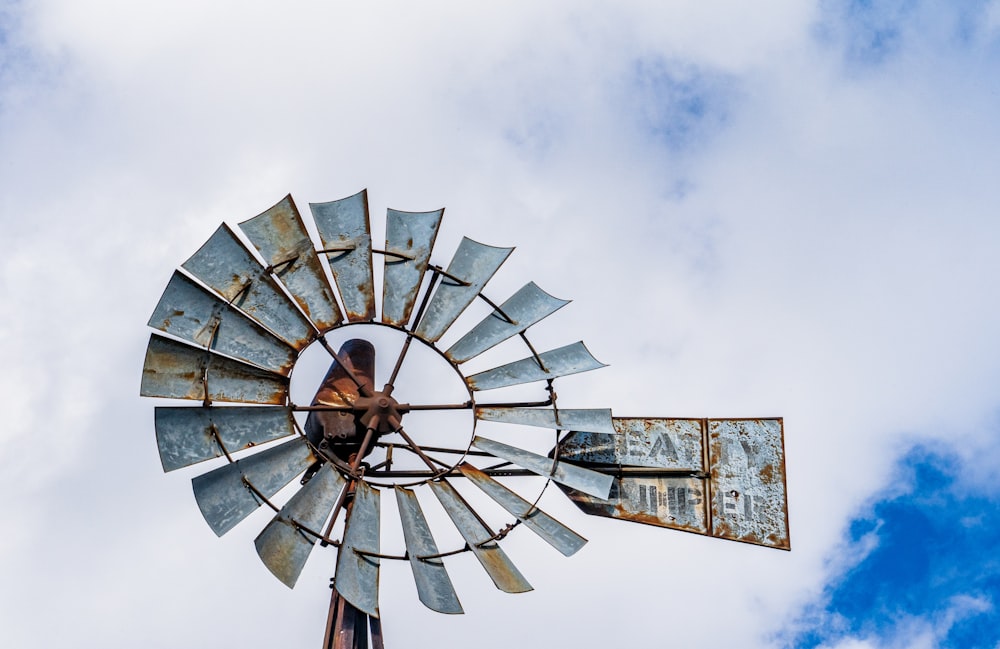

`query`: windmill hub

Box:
[354,391,408,434]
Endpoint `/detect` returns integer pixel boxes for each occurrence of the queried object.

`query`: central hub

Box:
[353,390,409,435]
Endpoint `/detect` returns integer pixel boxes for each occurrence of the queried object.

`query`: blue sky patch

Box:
[790,444,1000,648]
[625,58,735,154]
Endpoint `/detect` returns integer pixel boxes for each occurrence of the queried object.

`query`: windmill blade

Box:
[255,463,346,588]
[465,341,606,391]
[140,334,289,404]
[148,271,297,375]
[239,195,343,332]
[394,487,463,614]
[154,406,295,472]
[311,190,376,322]
[191,436,315,536]
[381,208,443,327]
[414,238,513,343]
[181,224,316,350]
[458,464,586,557]
[472,436,613,500]
[475,407,614,434]
[428,479,532,594]
[445,283,569,364]
[557,418,790,550]
[335,481,381,618]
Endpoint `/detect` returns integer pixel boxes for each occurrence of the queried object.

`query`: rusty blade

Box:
[475,407,614,434]
[458,464,586,557]
[559,476,709,535]
[255,463,346,588]
[149,271,297,375]
[472,436,613,499]
[381,208,443,327]
[708,419,789,549]
[239,195,343,332]
[335,481,381,618]
[311,190,376,322]
[445,283,569,363]
[154,406,295,472]
[414,238,513,343]
[465,341,606,391]
[559,418,704,471]
[140,334,289,404]
[428,479,532,594]
[191,436,315,536]
[181,224,317,350]
[394,487,463,614]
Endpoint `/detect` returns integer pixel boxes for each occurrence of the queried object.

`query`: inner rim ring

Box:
[291,321,478,488]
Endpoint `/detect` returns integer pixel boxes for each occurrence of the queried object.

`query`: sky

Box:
[2,1,1000,647]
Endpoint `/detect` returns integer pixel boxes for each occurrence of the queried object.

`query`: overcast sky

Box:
[2,1,1000,648]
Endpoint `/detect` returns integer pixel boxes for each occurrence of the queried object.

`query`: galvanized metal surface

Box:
[558,418,789,549]
[445,282,569,363]
[708,419,789,549]
[191,436,315,536]
[559,418,704,470]
[148,271,297,375]
[255,463,346,587]
[239,195,343,332]
[181,224,316,349]
[414,238,513,342]
[154,406,295,472]
[428,479,532,594]
[465,341,606,391]
[475,407,615,434]
[140,334,289,404]
[311,190,376,322]
[472,436,614,500]
[394,487,463,614]
[335,481,381,618]
[381,208,442,327]
[560,476,708,535]
[459,464,586,557]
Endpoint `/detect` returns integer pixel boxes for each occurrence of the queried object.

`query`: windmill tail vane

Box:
[140,190,790,649]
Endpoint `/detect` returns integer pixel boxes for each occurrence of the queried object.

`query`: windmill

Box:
[140,190,789,648]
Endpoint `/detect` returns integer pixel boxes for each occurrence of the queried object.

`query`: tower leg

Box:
[323,588,382,649]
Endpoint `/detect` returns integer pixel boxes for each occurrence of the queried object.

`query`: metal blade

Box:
[154,406,295,472]
[445,282,569,363]
[381,208,443,327]
[239,195,343,332]
[181,224,316,349]
[458,464,586,557]
[472,436,613,499]
[148,271,296,375]
[414,238,513,342]
[394,487,463,614]
[428,479,532,594]
[475,407,614,434]
[335,481,381,618]
[465,341,606,391]
[708,419,789,549]
[311,190,376,322]
[191,436,315,536]
[140,334,288,404]
[255,463,346,587]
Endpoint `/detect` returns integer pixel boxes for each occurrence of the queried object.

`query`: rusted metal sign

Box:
[557,418,790,549]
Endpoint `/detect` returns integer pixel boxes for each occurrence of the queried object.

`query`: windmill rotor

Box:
[141,190,790,648]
